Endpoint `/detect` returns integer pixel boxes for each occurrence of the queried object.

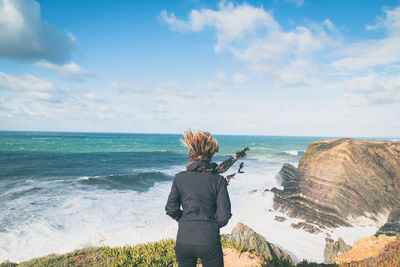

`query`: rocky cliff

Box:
[375,208,400,236]
[272,138,400,227]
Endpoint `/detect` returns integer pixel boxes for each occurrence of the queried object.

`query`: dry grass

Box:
[339,235,400,267]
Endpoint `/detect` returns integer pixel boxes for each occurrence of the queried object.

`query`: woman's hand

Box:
[225,176,230,185]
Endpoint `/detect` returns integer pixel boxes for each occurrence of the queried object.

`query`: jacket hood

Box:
[186,160,218,172]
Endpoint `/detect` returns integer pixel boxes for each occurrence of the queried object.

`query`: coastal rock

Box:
[375,208,400,236]
[273,138,400,227]
[290,222,322,234]
[279,163,297,188]
[324,237,352,264]
[274,216,286,222]
[228,222,293,263]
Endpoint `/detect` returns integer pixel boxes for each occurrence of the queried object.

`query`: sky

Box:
[0,0,400,137]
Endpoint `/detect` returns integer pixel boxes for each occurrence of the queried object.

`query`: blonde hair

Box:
[181,130,219,161]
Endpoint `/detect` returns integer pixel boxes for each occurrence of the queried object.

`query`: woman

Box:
[165,130,234,267]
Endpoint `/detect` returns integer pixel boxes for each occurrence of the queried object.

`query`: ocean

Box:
[0,131,390,263]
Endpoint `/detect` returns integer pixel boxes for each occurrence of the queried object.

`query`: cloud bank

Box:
[160,2,400,105]
[36,61,93,81]
[160,1,337,88]
[0,0,76,63]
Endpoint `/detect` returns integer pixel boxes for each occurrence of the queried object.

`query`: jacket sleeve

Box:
[216,155,237,174]
[165,178,182,222]
[215,177,232,228]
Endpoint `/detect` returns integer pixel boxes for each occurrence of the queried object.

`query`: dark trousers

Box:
[175,241,224,267]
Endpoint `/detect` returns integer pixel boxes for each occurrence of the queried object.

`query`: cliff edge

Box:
[272,138,400,227]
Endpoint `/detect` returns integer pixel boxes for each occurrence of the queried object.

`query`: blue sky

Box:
[1,0,400,137]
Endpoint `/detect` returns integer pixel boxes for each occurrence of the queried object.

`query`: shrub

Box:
[101,239,178,267]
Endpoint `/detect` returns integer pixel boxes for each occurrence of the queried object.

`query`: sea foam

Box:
[0,158,379,264]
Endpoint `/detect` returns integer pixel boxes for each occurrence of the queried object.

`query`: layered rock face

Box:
[272,138,400,227]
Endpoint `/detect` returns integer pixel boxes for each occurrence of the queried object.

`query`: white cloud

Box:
[0,0,76,63]
[341,72,400,105]
[231,25,329,63]
[84,92,98,101]
[161,1,400,108]
[232,73,248,84]
[366,6,400,35]
[160,2,279,53]
[0,72,54,92]
[110,81,155,94]
[322,19,337,32]
[215,71,226,82]
[331,37,400,71]
[160,1,336,87]
[332,6,400,72]
[284,0,304,7]
[110,80,200,99]
[0,71,64,102]
[1,74,399,136]
[36,61,93,81]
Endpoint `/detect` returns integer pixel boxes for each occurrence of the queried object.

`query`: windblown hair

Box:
[181,130,219,161]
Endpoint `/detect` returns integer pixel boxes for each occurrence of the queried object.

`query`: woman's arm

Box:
[215,153,238,174]
[215,177,232,228]
[165,178,182,222]
[216,147,249,174]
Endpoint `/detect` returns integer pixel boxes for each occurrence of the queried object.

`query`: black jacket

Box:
[165,160,232,245]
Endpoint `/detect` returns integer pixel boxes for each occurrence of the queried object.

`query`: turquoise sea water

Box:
[0,131,394,263]
[0,131,321,193]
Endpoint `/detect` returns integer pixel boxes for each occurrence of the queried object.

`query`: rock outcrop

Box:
[375,208,400,236]
[333,235,396,264]
[228,222,293,263]
[290,222,322,234]
[324,237,352,264]
[272,138,400,227]
[274,216,286,222]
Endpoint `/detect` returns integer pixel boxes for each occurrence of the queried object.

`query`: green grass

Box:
[101,239,177,267]
[101,237,264,267]
[0,246,112,267]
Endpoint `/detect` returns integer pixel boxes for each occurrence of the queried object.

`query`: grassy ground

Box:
[0,246,113,267]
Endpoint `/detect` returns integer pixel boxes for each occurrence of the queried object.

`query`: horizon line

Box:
[0,129,398,140]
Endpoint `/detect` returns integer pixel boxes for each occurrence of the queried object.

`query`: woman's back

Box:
[166,160,231,245]
[165,130,231,266]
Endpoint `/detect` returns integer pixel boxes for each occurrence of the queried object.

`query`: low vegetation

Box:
[339,235,400,267]
[0,246,112,267]
[2,235,399,267]
[101,239,177,267]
